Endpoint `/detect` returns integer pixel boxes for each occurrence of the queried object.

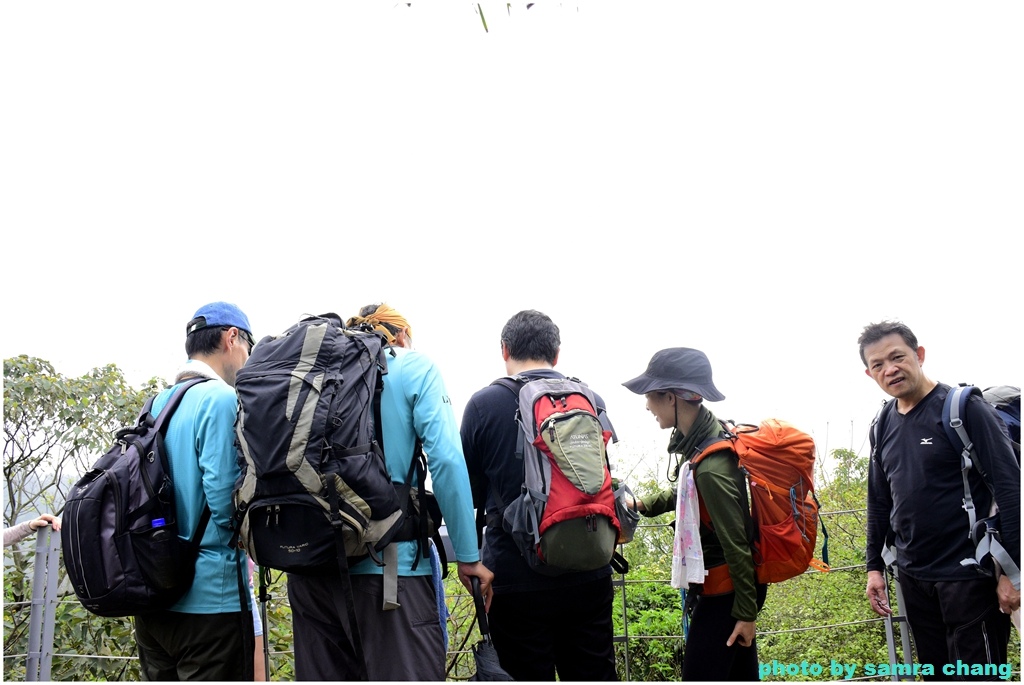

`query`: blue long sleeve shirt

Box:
[152,375,249,614]
[349,346,479,576]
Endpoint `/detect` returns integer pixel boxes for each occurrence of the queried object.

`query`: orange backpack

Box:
[690,419,830,586]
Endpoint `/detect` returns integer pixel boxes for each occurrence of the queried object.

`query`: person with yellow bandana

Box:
[286,303,492,681]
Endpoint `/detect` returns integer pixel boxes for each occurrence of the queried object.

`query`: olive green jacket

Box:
[639,406,760,621]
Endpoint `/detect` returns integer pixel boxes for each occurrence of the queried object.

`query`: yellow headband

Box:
[347,304,412,345]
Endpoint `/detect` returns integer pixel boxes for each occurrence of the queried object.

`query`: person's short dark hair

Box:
[857,321,919,366]
[501,310,560,365]
[186,326,229,357]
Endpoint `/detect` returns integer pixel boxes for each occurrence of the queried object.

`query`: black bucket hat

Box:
[622,347,725,402]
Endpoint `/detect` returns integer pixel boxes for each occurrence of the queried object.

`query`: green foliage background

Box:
[4,357,1020,681]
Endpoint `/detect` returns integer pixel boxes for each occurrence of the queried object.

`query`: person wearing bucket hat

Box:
[133,301,256,680]
[623,347,766,681]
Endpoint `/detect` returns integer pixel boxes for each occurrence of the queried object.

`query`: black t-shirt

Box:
[460,368,613,594]
[867,383,1021,581]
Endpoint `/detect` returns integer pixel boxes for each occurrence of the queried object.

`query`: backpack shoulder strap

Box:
[942,384,977,459]
[150,378,214,552]
[490,375,527,398]
[489,376,528,459]
[689,422,736,468]
[869,399,896,462]
[943,384,982,534]
[476,376,529,544]
[868,399,898,571]
[148,376,211,434]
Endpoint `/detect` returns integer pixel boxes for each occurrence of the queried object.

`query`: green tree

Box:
[4,356,162,681]
[4,355,162,527]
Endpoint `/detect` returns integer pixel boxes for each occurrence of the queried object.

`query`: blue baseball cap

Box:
[186,302,253,340]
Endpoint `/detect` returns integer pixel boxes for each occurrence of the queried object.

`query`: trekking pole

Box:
[259,565,271,679]
[881,550,914,681]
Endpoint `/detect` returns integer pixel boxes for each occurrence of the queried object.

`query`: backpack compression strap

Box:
[325,472,369,680]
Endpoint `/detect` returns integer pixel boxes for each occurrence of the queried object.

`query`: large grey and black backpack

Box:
[233,314,437,679]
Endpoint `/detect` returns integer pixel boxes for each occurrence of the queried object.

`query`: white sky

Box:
[2,1,1021,483]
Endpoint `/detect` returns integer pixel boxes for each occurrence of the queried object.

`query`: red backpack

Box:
[691,419,830,586]
[496,376,623,575]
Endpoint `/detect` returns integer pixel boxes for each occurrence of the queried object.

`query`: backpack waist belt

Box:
[698,563,733,596]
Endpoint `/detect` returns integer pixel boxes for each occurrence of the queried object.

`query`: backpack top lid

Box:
[983,385,1021,424]
[692,419,816,492]
[946,384,1021,453]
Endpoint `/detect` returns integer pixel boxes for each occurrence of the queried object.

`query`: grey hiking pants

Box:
[288,572,444,681]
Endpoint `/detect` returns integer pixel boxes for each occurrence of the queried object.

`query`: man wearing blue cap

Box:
[623,347,765,681]
[133,302,256,681]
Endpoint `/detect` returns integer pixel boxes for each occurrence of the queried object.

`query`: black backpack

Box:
[232,314,438,679]
[62,378,212,617]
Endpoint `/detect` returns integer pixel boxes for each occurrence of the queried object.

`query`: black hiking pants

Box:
[900,572,1012,681]
[135,609,254,681]
[487,575,618,681]
[682,583,768,681]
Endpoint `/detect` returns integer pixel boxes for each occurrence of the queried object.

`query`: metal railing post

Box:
[613,544,630,682]
[25,527,52,681]
[39,528,61,680]
[883,567,915,681]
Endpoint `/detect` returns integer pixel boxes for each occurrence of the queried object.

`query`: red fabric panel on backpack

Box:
[539,462,618,535]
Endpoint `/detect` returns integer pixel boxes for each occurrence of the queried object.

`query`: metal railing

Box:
[5,528,61,681]
[3,516,1014,682]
